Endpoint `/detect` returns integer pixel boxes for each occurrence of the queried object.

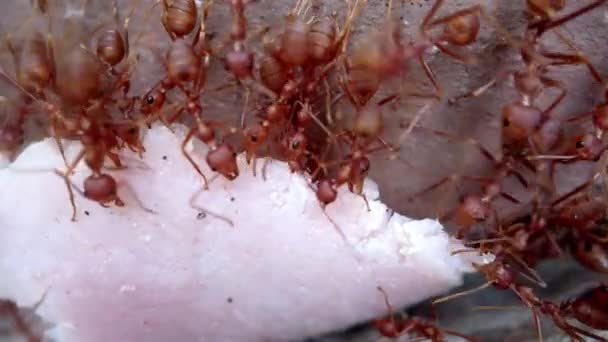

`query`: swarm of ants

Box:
[1,0,608,341]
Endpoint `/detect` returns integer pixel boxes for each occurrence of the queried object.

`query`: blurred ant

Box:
[345,0,484,107]
[405,127,527,238]
[145,0,241,185]
[513,284,608,342]
[0,289,48,342]
[54,115,154,221]
[374,286,478,341]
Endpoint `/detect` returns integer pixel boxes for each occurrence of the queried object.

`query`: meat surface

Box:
[0,124,485,341]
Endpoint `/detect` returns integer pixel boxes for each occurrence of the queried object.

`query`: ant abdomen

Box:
[84,174,121,205]
[96,29,126,66]
[15,31,53,95]
[316,179,337,205]
[308,18,336,64]
[55,47,103,105]
[166,40,202,85]
[443,13,480,46]
[162,0,198,39]
[259,56,288,92]
[279,15,310,66]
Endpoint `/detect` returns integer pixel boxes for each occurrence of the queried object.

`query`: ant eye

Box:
[250,135,258,142]
[232,152,237,157]
[503,118,510,127]
[128,128,137,135]
[146,95,155,104]
[576,140,585,149]
[210,167,216,171]
[292,141,300,149]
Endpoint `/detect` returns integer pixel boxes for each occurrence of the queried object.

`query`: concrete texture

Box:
[1,0,608,341]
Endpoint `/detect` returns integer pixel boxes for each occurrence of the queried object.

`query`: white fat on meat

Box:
[0,124,488,342]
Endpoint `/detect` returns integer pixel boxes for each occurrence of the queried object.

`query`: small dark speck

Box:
[230,197,235,202]
[84,210,90,216]
[197,212,207,219]
[162,155,168,160]
[227,297,233,303]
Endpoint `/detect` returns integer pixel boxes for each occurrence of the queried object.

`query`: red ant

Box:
[373,286,478,341]
[513,284,608,341]
[405,127,527,238]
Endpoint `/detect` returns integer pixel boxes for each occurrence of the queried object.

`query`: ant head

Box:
[372,316,407,338]
[244,123,268,146]
[84,174,119,204]
[113,122,144,153]
[288,131,307,155]
[573,133,604,161]
[140,88,166,115]
[206,143,239,180]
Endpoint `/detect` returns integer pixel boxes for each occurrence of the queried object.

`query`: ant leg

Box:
[319,202,349,244]
[189,186,234,227]
[565,323,607,341]
[432,282,493,304]
[116,180,156,214]
[418,55,442,99]
[167,106,185,125]
[532,0,607,36]
[49,122,69,168]
[434,43,476,64]
[443,329,479,342]
[539,77,566,117]
[421,0,445,31]
[427,6,482,27]
[449,69,515,104]
[181,128,210,189]
[240,84,251,129]
[406,175,459,202]
[532,309,544,342]
[106,151,123,168]
[55,149,86,221]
